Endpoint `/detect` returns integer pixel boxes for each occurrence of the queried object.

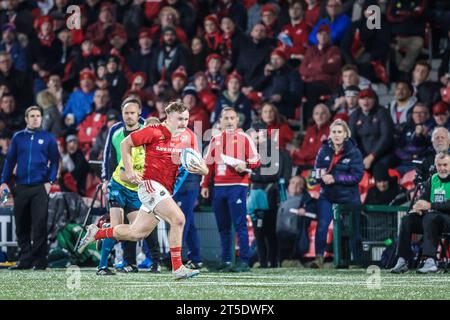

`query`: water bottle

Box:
[1,189,8,204]
[279,178,287,202]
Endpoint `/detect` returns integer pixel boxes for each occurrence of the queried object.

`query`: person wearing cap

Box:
[220,16,244,72]
[0,106,59,270]
[212,70,252,130]
[236,23,272,95]
[333,85,360,117]
[194,71,217,114]
[340,0,390,83]
[150,24,190,87]
[308,0,351,46]
[59,134,89,196]
[182,85,210,137]
[86,2,126,54]
[205,53,224,94]
[63,68,96,127]
[169,65,188,98]
[387,81,418,127]
[0,23,27,72]
[394,102,433,176]
[431,101,450,132]
[300,22,342,124]
[260,3,282,40]
[104,54,127,110]
[78,88,111,153]
[203,14,224,54]
[126,28,155,84]
[348,87,395,171]
[262,47,302,119]
[29,15,64,94]
[291,103,331,172]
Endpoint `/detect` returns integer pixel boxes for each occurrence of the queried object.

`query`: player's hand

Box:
[0,183,10,195]
[102,180,109,193]
[188,162,208,175]
[296,208,306,216]
[201,187,209,199]
[124,170,142,185]
[413,200,431,212]
[363,154,375,170]
[44,182,51,194]
[234,163,247,173]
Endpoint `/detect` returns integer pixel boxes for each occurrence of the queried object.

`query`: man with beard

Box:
[391,152,450,274]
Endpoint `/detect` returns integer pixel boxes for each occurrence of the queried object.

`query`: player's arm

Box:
[120,135,142,184]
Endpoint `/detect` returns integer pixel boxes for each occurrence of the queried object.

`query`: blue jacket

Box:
[308,15,351,46]
[0,41,27,72]
[63,89,95,126]
[315,138,363,204]
[1,128,59,185]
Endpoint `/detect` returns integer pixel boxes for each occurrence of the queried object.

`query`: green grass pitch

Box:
[1,267,449,300]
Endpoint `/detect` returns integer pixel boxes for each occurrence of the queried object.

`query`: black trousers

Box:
[397,212,450,260]
[254,209,278,268]
[13,184,49,267]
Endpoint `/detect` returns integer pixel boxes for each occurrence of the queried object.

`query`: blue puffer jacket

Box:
[314,138,364,204]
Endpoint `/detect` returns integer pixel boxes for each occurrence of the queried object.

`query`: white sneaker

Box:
[390,257,408,274]
[172,265,200,280]
[77,224,99,253]
[417,258,438,274]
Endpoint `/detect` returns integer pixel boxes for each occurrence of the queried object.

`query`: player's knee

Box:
[171,214,185,229]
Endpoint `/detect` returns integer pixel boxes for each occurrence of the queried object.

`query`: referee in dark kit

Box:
[0,106,59,270]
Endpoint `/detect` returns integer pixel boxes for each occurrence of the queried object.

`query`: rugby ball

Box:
[181,148,203,170]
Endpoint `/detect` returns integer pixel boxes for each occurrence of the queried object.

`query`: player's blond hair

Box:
[145,117,161,126]
[165,101,187,114]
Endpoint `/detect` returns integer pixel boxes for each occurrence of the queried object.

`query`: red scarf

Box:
[205,31,223,52]
[38,32,55,47]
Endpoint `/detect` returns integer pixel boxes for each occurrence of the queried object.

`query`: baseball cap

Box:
[345,85,360,98]
[66,134,78,143]
[432,101,449,115]
[358,88,376,99]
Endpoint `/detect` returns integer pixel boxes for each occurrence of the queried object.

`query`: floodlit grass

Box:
[0,267,449,300]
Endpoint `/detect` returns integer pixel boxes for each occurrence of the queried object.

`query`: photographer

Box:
[391,152,450,274]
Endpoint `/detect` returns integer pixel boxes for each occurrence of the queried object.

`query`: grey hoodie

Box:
[387,96,418,126]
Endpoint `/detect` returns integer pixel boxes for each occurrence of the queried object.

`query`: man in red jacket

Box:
[201,107,260,272]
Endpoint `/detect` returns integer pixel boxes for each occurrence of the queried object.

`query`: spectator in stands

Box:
[260,3,282,42]
[29,15,64,94]
[194,72,217,114]
[203,15,224,56]
[308,0,351,46]
[59,134,89,196]
[388,81,417,127]
[340,0,390,83]
[0,130,12,174]
[182,86,210,137]
[411,60,442,109]
[78,88,111,154]
[205,53,225,94]
[349,88,395,171]
[37,90,62,138]
[249,120,293,268]
[201,107,261,272]
[417,127,450,182]
[86,2,127,54]
[0,51,32,112]
[0,23,27,72]
[312,119,363,268]
[63,68,96,128]
[0,0,34,37]
[90,109,119,161]
[147,93,172,122]
[0,94,24,132]
[431,101,450,132]
[165,0,197,38]
[1,106,59,270]
[212,70,252,130]
[332,85,360,118]
[46,74,67,113]
[57,28,74,67]
[291,103,331,172]
[220,16,244,72]
[104,55,127,110]
[300,24,342,124]
[190,37,208,75]
[124,72,154,115]
[335,65,371,100]
[236,23,272,96]
[125,28,155,84]
[279,0,309,64]
[438,43,450,87]
[149,6,188,47]
[169,66,188,99]
[394,102,432,175]
[254,102,294,151]
[213,0,247,33]
[305,0,321,29]
[386,0,427,76]
[149,26,191,87]
[262,48,302,119]
[391,152,450,274]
